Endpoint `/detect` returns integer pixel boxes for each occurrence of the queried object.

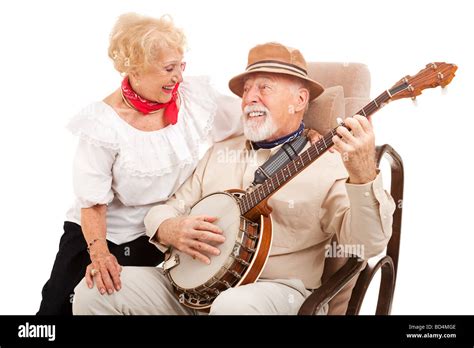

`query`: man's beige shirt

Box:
[145,135,396,289]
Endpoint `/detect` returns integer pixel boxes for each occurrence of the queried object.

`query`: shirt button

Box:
[364,192,370,197]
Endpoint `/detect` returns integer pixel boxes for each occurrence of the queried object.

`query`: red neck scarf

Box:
[121,77,180,125]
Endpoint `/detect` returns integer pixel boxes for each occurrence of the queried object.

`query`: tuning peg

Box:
[441,86,448,95]
[411,97,418,106]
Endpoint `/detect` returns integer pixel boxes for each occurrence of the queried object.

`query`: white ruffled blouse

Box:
[65,76,242,244]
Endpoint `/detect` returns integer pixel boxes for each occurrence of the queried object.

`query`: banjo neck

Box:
[238,62,457,221]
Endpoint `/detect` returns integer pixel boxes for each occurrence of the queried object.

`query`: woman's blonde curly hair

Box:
[108,12,186,75]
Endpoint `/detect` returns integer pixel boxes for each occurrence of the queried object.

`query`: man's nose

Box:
[243,85,260,105]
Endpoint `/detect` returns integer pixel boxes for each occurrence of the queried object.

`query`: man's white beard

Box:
[242,105,277,142]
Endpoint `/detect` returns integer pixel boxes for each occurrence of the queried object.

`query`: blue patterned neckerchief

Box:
[251,122,305,150]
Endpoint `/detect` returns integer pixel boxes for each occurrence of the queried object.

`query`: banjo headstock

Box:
[389,62,457,100]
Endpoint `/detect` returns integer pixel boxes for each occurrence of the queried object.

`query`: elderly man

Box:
[73,42,395,315]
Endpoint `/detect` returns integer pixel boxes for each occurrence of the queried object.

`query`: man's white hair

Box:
[285,76,310,113]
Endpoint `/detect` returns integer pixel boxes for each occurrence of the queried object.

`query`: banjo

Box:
[163,62,457,309]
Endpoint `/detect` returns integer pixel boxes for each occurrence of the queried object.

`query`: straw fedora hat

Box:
[229,42,324,101]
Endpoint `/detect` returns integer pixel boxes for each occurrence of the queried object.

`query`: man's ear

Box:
[295,87,310,112]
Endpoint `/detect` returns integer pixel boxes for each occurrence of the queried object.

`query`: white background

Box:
[0,0,472,314]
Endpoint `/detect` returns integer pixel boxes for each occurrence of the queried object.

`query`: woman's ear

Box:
[128,71,141,87]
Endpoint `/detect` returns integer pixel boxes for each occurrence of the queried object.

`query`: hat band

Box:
[246,60,308,78]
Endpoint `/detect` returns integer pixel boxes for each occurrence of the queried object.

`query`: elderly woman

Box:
[37,12,241,315]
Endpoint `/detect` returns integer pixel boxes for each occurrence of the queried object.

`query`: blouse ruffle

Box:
[66,76,217,177]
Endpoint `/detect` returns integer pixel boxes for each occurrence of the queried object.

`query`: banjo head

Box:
[168,192,241,290]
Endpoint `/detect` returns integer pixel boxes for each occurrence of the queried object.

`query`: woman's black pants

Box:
[37,221,164,315]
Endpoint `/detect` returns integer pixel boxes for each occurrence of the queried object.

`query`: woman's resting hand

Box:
[85,244,122,295]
